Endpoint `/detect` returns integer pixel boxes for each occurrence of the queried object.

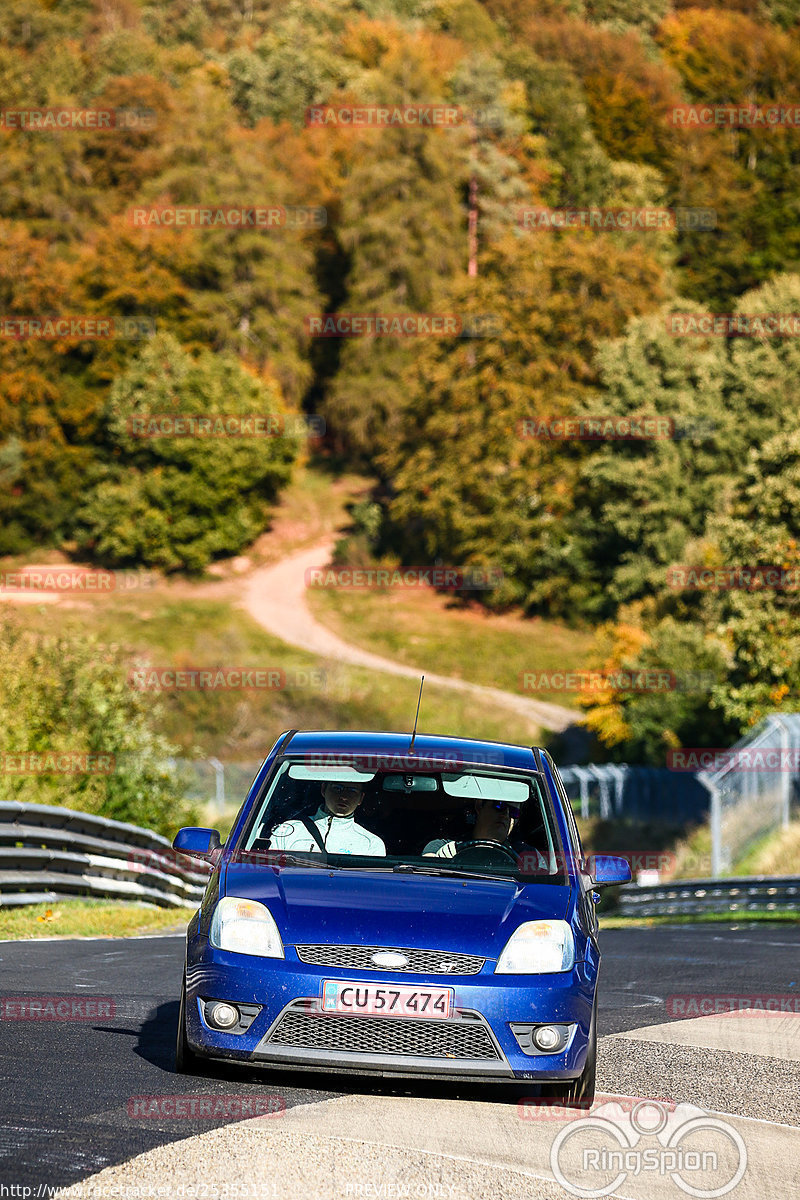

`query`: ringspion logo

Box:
[551,1101,747,1198]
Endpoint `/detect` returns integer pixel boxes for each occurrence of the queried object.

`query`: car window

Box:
[236,759,567,882]
[542,749,585,873]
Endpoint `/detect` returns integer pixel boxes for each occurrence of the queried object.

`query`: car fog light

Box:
[533,1025,563,1051]
[209,1001,239,1029]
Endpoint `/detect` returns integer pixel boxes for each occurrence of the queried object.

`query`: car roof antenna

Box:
[408,675,425,755]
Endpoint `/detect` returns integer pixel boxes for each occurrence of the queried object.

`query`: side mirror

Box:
[589,854,632,888]
[173,827,221,860]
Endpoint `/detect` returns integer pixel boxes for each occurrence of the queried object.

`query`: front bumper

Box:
[185,941,596,1082]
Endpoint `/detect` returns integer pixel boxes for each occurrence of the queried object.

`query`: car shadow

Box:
[133,1001,546,1109]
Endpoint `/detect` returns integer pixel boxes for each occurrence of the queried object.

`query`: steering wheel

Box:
[449,839,519,868]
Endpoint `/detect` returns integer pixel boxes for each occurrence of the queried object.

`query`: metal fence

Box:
[0,801,209,909]
[559,764,710,825]
[560,713,800,878]
[698,713,800,876]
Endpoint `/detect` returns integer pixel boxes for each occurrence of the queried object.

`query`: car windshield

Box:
[236,759,568,882]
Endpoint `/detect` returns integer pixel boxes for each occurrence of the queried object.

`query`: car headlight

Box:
[209,897,284,958]
[495,920,574,974]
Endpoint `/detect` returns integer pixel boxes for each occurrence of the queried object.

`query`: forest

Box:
[2,0,800,766]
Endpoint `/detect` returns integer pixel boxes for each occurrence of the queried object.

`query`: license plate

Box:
[321,980,453,1019]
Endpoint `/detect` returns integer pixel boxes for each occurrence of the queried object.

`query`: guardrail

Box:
[617,875,800,918]
[0,801,210,909]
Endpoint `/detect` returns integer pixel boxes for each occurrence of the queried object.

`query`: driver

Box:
[423,798,547,870]
[270,780,386,856]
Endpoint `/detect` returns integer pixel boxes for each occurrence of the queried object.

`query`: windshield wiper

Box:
[392,862,516,882]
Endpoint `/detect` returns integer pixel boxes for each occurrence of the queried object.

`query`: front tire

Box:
[175,980,202,1074]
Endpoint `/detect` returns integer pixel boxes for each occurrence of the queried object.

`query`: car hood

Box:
[222,864,571,960]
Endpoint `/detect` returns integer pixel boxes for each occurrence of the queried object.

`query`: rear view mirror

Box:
[173,827,221,859]
[589,854,632,888]
[382,775,438,792]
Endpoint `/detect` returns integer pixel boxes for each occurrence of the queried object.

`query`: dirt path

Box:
[242,541,579,734]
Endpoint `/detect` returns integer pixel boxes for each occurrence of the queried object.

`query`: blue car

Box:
[173,730,631,1103]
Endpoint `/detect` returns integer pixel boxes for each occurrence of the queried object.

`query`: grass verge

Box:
[308,582,594,708]
[600,911,800,928]
[4,593,542,770]
[0,900,189,940]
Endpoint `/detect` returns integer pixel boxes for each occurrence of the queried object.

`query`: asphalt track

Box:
[1,924,798,1199]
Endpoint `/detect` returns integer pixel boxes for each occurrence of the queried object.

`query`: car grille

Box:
[267,1006,500,1060]
[294,944,485,975]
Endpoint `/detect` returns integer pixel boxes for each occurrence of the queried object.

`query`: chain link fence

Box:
[698,713,800,876]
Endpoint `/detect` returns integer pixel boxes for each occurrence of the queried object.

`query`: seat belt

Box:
[300,816,327,853]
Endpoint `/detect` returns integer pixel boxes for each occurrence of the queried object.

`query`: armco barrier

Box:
[617,875,800,918]
[0,801,209,909]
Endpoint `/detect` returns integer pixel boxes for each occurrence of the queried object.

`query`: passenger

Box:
[423,798,547,870]
[270,780,386,856]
